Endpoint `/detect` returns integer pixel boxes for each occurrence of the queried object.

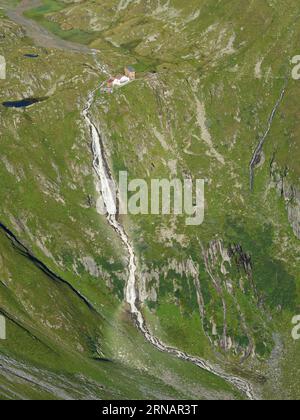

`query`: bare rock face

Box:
[286,188,300,240]
[139,239,271,360]
[271,162,300,240]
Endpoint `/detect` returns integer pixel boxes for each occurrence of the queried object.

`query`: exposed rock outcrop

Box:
[140,239,270,361]
[270,162,300,239]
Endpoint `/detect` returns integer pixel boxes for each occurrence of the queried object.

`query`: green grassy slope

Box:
[1,222,242,400]
[1,0,300,399]
[0,9,242,400]
[46,0,300,396]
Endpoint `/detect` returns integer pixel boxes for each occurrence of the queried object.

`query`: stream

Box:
[249,80,287,190]
[82,84,256,401]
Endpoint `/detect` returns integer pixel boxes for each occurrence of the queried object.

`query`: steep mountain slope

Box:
[0,5,244,400]
[1,220,242,400]
[1,0,300,399]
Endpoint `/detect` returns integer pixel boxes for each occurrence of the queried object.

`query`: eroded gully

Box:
[82,88,256,401]
[249,80,287,190]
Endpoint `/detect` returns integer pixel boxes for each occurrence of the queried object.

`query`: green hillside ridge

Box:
[0,0,300,400]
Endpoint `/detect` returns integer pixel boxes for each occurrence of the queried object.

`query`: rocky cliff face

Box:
[271,161,300,239]
[139,239,272,361]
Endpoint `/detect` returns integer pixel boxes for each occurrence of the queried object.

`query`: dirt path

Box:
[4,0,92,54]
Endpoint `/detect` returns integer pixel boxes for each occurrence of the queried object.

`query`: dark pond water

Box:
[24,54,39,58]
[2,97,48,108]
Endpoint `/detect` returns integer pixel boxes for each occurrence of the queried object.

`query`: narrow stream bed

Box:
[249,80,287,190]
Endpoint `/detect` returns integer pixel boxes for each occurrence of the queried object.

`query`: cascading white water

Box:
[82,88,256,401]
